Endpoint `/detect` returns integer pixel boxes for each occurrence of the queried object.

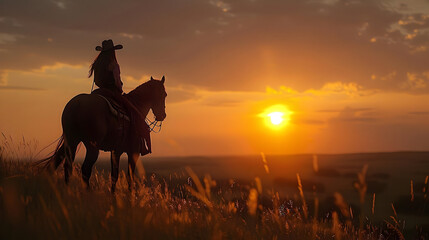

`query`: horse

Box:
[39,76,167,192]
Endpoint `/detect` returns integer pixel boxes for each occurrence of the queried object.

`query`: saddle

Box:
[92,88,130,121]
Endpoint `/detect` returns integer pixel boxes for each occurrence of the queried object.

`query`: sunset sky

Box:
[1,0,429,156]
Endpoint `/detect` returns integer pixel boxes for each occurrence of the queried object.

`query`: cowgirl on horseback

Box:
[88,39,151,155]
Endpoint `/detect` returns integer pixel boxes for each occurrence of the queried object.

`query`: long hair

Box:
[88,50,118,78]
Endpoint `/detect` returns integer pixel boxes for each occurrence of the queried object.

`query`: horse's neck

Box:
[125,93,151,117]
[138,103,151,118]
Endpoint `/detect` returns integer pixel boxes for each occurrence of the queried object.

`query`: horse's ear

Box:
[150,76,154,81]
[161,76,165,84]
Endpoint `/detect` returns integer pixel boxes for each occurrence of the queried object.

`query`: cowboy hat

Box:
[95,39,123,51]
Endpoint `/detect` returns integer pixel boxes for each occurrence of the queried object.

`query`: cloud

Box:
[318,82,364,97]
[330,107,378,123]
[266,81,373,99]
[317,107,373,113]
[203,98,241,107]
[0,33,20,44]
[265,86,298,96]
[292,118,325,125]
[0,86,44,91]
[0,71,7,86]
[166,86,201,104]
[199,89,265,107]
[371,71,397,81]
[408,111,429,115]
[0,0,429,94]
[52,0,67,10]
[0,62,89,92]
[119,33,143,40]
[400,72,427,90]
[32,62,84,73]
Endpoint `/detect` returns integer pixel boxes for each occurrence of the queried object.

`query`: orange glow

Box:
[259,104,293,129]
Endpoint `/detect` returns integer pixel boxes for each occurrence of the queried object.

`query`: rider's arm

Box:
[111,62,123,93]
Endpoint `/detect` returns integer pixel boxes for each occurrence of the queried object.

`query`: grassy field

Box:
[0,138,428,239]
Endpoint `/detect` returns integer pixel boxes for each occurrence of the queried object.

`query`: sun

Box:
[267,112,284,125]
[259,104,292,129]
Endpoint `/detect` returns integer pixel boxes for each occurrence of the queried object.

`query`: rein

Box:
[145,117,162,133]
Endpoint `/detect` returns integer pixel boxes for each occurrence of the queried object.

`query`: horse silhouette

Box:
[40,76,167,192]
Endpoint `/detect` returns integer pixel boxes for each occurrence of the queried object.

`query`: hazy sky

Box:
[1,0,429,156]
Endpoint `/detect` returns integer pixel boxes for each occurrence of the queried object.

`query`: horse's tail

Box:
[34,135,66,170]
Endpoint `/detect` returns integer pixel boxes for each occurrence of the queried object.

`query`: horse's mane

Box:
[124,80,155,106]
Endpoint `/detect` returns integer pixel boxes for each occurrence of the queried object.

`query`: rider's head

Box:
[89,39,122,77]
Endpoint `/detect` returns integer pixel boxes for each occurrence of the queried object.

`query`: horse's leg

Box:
[126,152,139,191]
[64,140,78,184]
[111,151,122,193]
[81,142,99,189]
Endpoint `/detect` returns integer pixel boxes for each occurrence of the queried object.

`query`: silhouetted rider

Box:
[89,39,151,155]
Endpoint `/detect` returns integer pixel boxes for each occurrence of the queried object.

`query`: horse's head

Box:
[149,76,167,121]
[126,76,167,121]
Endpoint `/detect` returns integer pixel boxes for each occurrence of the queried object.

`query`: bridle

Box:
[147,96,165,133]
[145,117,162,133]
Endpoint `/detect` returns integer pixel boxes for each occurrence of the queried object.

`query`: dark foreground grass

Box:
[0,134,428,240]
[0,156,427,240]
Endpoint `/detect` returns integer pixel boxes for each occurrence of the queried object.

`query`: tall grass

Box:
[0,142,427,239]
[0,133,39,161]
